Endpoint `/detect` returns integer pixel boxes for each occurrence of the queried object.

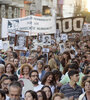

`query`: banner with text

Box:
[1,16,56,38]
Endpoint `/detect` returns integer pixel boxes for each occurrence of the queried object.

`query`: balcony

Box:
[10,0,24,8]
[0,0,12,4]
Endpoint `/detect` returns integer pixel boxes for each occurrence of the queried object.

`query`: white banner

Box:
[1,15,56,38]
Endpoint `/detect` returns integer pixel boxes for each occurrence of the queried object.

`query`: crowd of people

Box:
[0,34,90,100]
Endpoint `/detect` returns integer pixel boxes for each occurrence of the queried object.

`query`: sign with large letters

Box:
[56,17,85,33]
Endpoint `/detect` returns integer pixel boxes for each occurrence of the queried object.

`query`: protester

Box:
[4,62,15,77]
[0,64,5,77]
[37,60,46,80]
[20,63,32,79]
[37,90,47,100]
[79,80,90,100]
[0,89,6,100]
[42,86,52,100]
[41,71,56,93]
[52,93,66,100]
[29,70,43,92]
[8,81,23,100]
[60,70,82,99]
[25,90,38,100]
[0,26,89,100]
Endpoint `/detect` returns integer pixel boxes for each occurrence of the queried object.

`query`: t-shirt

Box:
[34,84,43,92]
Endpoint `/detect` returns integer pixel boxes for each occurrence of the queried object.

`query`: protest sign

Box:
[43,35,51,45]
[14,30,29,51]
[60,34,68,42]
[87,24,90,31]
[42,48,49,53]
[3,41,9,52]
[56,17,85,33]
[8,33,15,45]
[2,15,56,38]
[59,43,65,54]
[0,40,3,50]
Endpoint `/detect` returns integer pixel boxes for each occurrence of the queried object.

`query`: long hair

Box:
[5,62,15,74]
[37,90,47,100]
[42,86,52,100]
[41,71,56,86]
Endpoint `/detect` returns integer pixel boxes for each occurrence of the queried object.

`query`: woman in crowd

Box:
[52,69,62,92]
[37,90,47,100]
[20,56,27,65]
[79,80,90,100]
[5,62,15,76]
[20,63,32,79]
[25,90,38,100]
[41,72,56,93]
[37,60,46,80]
[52,93,65,100]
[44,65,51,73]
[42,86,52,100]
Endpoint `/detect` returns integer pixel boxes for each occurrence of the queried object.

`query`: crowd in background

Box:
[0,34,90,100]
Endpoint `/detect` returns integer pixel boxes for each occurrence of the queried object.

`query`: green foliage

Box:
[80,11,90,23]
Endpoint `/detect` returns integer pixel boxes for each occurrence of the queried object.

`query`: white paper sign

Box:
[2,16,56,38]
[3,41,9,51]
[0,40,3,50]
[42,48,49,53]
[59,43,65,54]
[87,24,90,31]
[43,35,51,45]
[61,34,68,42]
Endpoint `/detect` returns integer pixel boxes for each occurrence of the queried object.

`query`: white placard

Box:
[43,35,51,45]
[59,43,65,54]
[87,24,90,31]
[42,48,49,53]
[2,15,56,38]
[60,34,68,42]
[3,41,9,51]
[0,40,3,50]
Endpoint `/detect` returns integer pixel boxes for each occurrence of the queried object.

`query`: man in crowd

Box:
[60,70,82,100]
[8,81,24,100]
[29,70,43,92]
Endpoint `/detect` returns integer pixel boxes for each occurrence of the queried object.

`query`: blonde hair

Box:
[20,63,33,75]
[52,93,64,100]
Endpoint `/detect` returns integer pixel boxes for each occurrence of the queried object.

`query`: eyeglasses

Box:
[31,75,38,77]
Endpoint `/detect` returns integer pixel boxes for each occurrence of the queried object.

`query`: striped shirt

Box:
[60,83,82,99]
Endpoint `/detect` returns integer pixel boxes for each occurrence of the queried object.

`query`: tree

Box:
[80,10,90,23]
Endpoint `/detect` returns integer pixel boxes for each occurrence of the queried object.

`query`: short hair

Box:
[20,63,33,75]
[9,81,22,93]
[37,60,44,66]
[0,89,6,99]
[29,70,38,77]
[68,63,79,70]
[0,77,12,84]
[25,90,38,100]
[52,93,64,100]
[68,70,79,79]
